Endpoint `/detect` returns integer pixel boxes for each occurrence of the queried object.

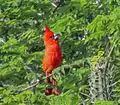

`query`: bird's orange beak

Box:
[54,33,59,40]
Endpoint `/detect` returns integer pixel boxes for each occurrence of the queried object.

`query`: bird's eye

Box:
[50,36,54,38]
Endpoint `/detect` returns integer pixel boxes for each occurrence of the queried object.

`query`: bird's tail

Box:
[45,73,60,95]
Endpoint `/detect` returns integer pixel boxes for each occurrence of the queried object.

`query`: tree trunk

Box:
[89,59,113,103]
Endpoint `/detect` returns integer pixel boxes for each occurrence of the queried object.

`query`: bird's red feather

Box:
[42,25,62,74]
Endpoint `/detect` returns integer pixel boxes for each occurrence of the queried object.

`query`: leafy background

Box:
[0,0,120,105]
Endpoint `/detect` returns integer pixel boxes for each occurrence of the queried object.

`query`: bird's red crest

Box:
[45,25,51,32]
[44,25,55,45]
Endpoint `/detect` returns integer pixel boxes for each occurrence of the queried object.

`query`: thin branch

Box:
[109,82,118,87]
[19,79,40,93]
[60,35,68,45]
[51,2,57,8]
[107,38,118,58]
[52,0,63,14]
[80,92,90,98]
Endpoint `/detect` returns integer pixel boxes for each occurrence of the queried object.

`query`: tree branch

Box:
[52,0,63,14]
[0,59,86,101]
[19,79,40,93]
[19,59,85,92]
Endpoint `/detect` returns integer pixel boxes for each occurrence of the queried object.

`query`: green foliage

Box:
[49,93,80,105]
[95,100,117,105]
[0,0,120,105]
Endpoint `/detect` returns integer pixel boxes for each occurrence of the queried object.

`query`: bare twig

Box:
[60,35,68,45]
[80,92,90,98]
[52,0,63,13]
[51,2,57,7]
[19,79,40,93]
[109,82,118,87]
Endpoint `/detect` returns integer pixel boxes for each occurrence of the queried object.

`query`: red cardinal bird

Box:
[42,25,62,95]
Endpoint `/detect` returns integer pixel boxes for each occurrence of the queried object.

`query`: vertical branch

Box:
[89,62,105,103]
[89,36,119,103]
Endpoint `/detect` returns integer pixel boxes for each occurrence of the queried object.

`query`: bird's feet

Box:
[45,78,57,86]
[45,78,52,84]
[45,88,53,96]
[52,87,60,95]
[52,78,57,86]
[45,87,60,96]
